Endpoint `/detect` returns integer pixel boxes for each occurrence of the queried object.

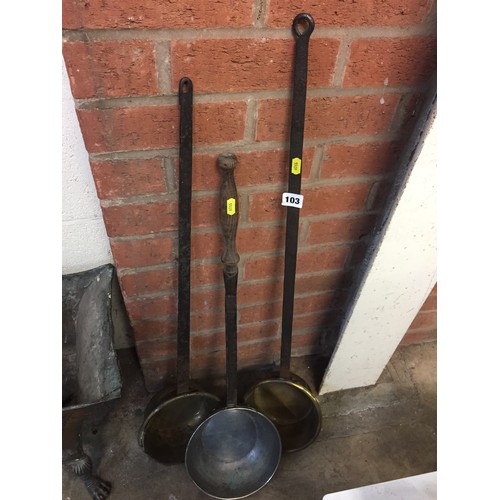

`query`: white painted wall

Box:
[62,58,113,274]
[320,110,437,394]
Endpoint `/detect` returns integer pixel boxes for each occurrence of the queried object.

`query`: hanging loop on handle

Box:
[218,153,239,407]
[292,12,315,39]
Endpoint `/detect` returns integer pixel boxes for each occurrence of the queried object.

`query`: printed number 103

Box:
[281,192,304,208]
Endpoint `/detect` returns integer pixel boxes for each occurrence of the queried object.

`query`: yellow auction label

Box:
[227,198,236,215]
[291,157,302,175]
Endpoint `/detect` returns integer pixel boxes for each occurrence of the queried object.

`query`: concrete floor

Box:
[62,341,436,500]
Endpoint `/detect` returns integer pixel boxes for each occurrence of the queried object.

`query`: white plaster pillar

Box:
[320,107,437,394]
[62,58,113,274]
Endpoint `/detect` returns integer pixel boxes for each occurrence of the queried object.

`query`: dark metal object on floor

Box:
[244,13,322,453]
[138,77,221,464]
[185,153,282,499]
[62,263,123,500]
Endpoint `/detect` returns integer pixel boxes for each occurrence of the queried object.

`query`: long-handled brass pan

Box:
[138,78,222,464]
[244,14,322,453]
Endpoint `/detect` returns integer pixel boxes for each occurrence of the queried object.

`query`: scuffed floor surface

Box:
[62,341,436,500]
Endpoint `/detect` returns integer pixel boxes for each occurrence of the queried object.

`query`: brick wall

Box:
[400,283,437,345]
[62,0,437,391]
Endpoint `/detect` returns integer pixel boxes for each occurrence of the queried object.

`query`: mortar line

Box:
[74,84,426,109]
[99,171,391,207]
[108,209,380,246]
[333,38,351,87]
[243,98,258,143]
[62,24,437,42]
[117,239,356,278]
[88,130,403,161]
[310,143,325,181]
[154,40,171,94]
[252,0,267,28]
[135,307,337,344]
[163,156,177,193]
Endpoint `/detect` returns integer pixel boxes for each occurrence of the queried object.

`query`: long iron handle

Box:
[281,14,314,379]
[177,76,193,395]
[218,153,239,407]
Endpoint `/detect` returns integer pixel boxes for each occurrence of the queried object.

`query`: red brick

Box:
[77,106,176,154]
[408,310,437,330]
[119,268,176,297]
[191,281,283,312]
[238,321,279,343]
[62,40,158,99]
[191,262,221,288]
[193,225,285,261]
[344,37,437,88]
[77,101,247,153]
[244,254,283,281]
[190,148,316,192]
[237,291,336,331]
[171,38,339,93]
[90,158,165,199]
[122,261,221,297]
[191,308,226,332]
[266,0,434,27]
[239,300,281,325]
[247,191,284,223]
[189,351,224,377]
[140,338,282,390]
[136,337,176,361]
[290,331,322,350]
[192,330,225,353]
[244,246,348,281]
[101,201,177,237]
[303,183,373,217]
[291,312,324,331]
[400,328,437,345]
[298,246,350,273]
[256,94,400,142]
[248,182,372,223]
[191,321,279,351]
[192,230,222,261]
[292,292,334,316]
[321,142,400,179]
[192,196,218,228]
[110,235,175,269]
[295,271,345,295]
[125,295,177,321]
[292,342,323,357]
[307,214,378,245]
[133,318,176,342]
[420,292,437,311]
[191,287,225,313]
[190,339,281,374]
[139,358,177,392]
[237,339,281,364]
[63,0,254,29]
[238,225,284,254]
[238,279,283,306]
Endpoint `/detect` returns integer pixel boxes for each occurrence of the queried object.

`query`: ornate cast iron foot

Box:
[82,474,112,500]
[64,453,111,500]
